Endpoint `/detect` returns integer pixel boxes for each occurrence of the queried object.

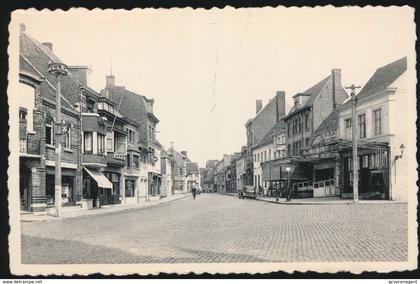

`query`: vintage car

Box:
[238,186,257,199]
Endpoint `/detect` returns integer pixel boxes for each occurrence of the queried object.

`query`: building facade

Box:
[336,57,409,200]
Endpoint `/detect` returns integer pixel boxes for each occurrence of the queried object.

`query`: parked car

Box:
[238,186,256,199]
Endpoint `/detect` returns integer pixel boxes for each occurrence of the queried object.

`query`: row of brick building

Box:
[18,24,200,212]
[201,57,410,201]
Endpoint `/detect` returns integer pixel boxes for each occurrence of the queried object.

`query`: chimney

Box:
[106,75,115,88]
[331,69,341,109]
[170,141,174,150]
[275,91,286,121]
[68,66,89,86]
[20,23,26,33]
[181,151,188,158]
[256,100,262,114]
[42,42,53,51]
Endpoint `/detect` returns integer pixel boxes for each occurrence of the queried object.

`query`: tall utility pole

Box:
[48,62,68,217]
[345,84,361,203]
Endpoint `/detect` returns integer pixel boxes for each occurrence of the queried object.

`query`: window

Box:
[45,118,54,145]
[264,151,267,162]
[179,168,183,175]
[345,118,352,128]
[358,114,366,138]
[287,144,291,156]
[133,155,139,168]
[254,154,257,161]
[106,132,114,152]
[149,126,154,141]
[64,124,71,149]
[305,113,310,131]
[305,138,310,147]
[97,134,105,154]
[19,109,27,120]
[84,132,92,153]
[115,134,126,154]
[126,129,136,143]
[287,123,290,137]
[98,101,104,110]
[126,154,131,168]
[125,180,135,197]
[269,149,271,160]
[373,109,382,135]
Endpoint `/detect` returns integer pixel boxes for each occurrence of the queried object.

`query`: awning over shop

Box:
[84,167,113,189]
[261,159,313,181]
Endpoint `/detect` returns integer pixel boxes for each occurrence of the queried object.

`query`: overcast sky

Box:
[13,7,414,167]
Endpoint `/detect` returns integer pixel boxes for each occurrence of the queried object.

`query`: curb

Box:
[220,192,407,206]
[21,194,189,223]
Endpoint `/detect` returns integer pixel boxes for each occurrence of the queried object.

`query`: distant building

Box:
[244,91,286,187]
[253,120,287,196]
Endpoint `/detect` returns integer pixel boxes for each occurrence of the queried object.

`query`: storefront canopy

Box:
[84,167,113,189]
[261,159,312,182]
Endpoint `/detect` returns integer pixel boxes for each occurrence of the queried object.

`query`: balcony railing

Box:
[19,134,40,156]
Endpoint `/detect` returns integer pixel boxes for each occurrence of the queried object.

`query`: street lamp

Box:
[394,144,405,160]
[285,166,292,202]
[48,62,68,217]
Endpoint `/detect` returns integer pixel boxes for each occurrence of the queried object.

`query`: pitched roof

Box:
[255,119,286,148]
[285,76,330,118]
[342,57,407,108]
[310,109,339,146]
[106,85,159,125]
[19,32,84,110]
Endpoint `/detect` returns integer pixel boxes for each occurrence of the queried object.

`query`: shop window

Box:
[45,118,54,145]
[362,155,369,168]
[125,180,135,197]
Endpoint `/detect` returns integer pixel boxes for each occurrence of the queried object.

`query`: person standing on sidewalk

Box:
[192,187,197,200]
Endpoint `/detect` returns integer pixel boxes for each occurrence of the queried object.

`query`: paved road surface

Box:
[21,194,408,264]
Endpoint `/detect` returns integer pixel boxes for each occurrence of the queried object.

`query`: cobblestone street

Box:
[21,194,408,264]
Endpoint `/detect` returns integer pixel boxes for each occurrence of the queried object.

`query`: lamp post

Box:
[48,62,68,217]
[345,84,361,203]
[285,166,292,202]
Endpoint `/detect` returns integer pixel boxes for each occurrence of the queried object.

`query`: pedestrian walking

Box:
[192,187,197,200]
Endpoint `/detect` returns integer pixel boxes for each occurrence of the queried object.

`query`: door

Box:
[20,166,31,211]
[330,179,336,196]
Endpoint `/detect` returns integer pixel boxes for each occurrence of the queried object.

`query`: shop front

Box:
[148,172,161,198]
[82,167,113,208]
[261,158,313,198]
[339,143,390,200]
[46,166,77,207]
[124,176,139,204]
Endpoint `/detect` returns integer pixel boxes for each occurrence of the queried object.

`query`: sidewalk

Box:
[222,192,407,205]
[21,193,190,223]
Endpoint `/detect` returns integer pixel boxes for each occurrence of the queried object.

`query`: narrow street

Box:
[21,194,408,264]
